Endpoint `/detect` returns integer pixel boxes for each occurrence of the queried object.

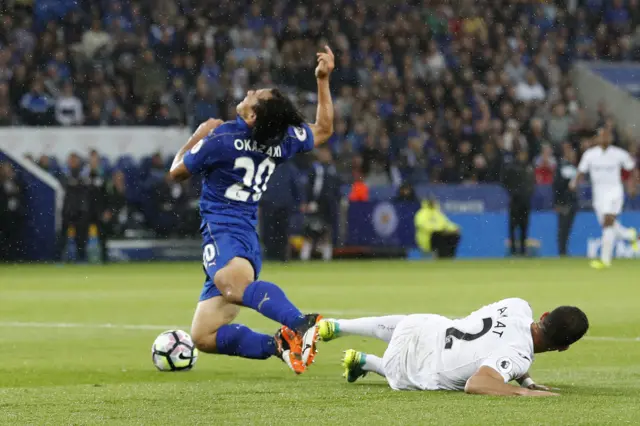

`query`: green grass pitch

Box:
[1,259,639,425]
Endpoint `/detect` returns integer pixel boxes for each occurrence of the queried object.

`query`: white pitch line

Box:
[0,321,183,331]
[0,321,638,343]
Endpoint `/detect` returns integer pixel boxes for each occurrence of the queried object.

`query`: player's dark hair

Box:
[541,306,589,348]
[252,88,305,147]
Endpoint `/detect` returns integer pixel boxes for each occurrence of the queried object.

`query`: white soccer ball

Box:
[151,330,199,371]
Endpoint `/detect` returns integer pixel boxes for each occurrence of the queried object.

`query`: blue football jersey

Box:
[183,116,314,229]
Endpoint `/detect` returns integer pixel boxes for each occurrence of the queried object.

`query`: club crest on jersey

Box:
[496,357,513,374]
[233,139,282,158]
[293,126,307,141]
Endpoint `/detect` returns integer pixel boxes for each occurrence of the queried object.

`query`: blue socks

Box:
[242,280,306,330]
[215,324,277,359]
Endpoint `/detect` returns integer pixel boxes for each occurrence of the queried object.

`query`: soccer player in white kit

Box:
[570,126,639,269]
[317,298,589,397]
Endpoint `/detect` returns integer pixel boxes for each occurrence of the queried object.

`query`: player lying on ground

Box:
[570,125,639,269]
[168,46,335,374]
[318,298,588,396]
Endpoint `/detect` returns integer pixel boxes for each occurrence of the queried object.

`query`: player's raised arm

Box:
[465,366,559,397]
[169,118,223,182]
[308,46,335,146]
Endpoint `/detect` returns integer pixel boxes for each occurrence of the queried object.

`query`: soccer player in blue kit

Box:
[168,46,335,374]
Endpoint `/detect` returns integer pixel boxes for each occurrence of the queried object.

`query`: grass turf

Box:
[0,259,639,425]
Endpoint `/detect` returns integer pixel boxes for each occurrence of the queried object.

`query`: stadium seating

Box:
[4,0,640,237]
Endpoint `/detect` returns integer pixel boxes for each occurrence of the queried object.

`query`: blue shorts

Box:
[199,222,262,301]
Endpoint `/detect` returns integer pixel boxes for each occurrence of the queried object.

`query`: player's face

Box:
[597,128,612,147]
[236,89,273,124]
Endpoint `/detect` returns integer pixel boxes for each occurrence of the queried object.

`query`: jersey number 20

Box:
[225,156,276,202]
[444,317,492,349]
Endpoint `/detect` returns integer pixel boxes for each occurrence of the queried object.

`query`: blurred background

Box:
[1,0,640,264]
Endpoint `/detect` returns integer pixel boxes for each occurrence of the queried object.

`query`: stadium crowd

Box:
[3,0,640,183]
[3,0,640,256]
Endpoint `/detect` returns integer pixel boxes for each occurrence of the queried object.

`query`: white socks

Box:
[614,221,635,241]
[601,227,615,265]
[335,315,406,343]
[362,354,386,377]
[300,241,312,261]
[300,242,333,261]
[320,243,333,261]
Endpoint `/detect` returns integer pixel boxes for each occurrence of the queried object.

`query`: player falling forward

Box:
[168,46,335,374]
[318,298,588,396]
[570,126,639,269]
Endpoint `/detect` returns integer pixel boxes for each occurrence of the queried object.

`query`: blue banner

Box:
[342,184,640,212]
[347,202,640,258]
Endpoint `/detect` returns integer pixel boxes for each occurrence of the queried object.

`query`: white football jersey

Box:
[578,146,635,194]
[387,298,535,391]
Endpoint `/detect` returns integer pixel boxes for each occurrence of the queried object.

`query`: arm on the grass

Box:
[465,367,559,397]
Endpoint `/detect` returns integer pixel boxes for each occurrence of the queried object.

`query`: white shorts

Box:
[382,314,450,391]
[593,190,624,224]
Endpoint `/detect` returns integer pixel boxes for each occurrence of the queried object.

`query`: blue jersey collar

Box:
[236,115,250,130]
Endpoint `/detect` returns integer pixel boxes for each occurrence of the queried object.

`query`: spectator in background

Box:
[395,182,418,202]
[547,103,573,147]
[399,136,429,183]
[58,153,91,262]
[77,19,112,59]
[260,162,300,262]
[527,118,549,160]
[502,150,535,256]
[515,71,546,103]
[189,76,219,130]
[0,162,26,262]
[20,79,54,126]
[133,104,152,125]
[151,104,179,127]
[534,144,557,185]
[348,174,370,202]
[55,81,84,126]
[85,104,104,126]
[554,143,579,256]
[134,50,166,103]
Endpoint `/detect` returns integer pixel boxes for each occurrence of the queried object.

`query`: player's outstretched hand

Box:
[315,45,335,80]
[527,383,559,392]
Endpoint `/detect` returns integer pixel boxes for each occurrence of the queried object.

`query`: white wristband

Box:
[521,378,535,388]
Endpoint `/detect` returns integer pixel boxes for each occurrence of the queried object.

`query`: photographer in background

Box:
[300,146,341,261]
[553,143,579,256]
[0,162,26,262]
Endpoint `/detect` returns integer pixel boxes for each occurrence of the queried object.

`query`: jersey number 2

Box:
[444,317,493,349]
[225,156,276,202]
